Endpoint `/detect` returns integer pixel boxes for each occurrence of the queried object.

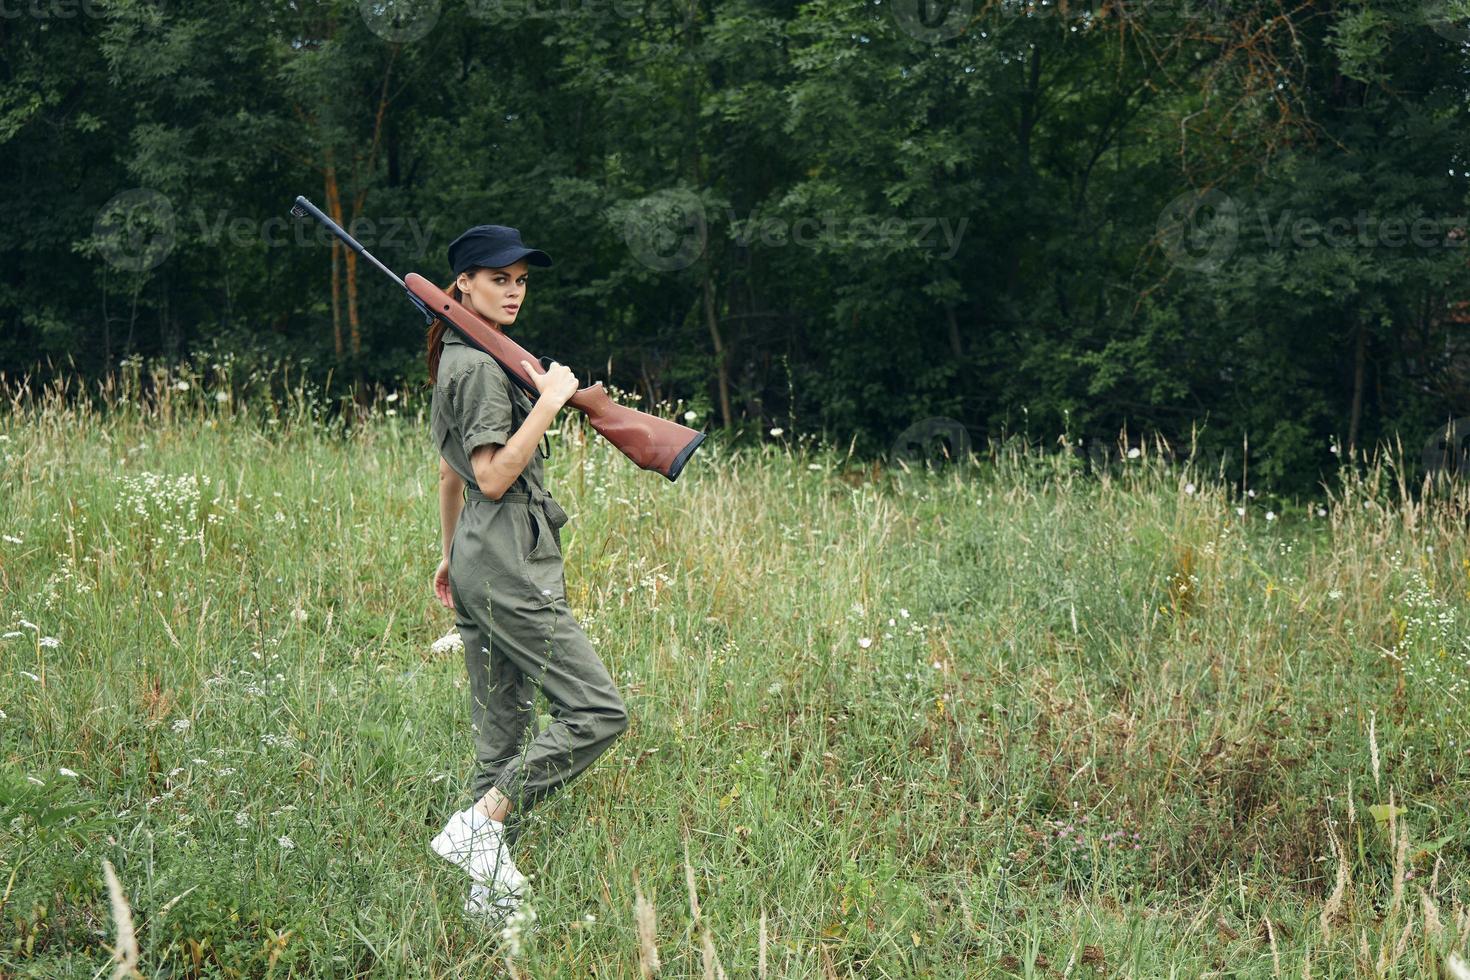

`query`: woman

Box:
[425,224,630,923]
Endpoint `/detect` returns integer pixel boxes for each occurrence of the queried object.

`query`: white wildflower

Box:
[769,426,783,437]
[498,904,537,956]
[38,636,59,648]
[1265,511,1276,521]
[899,608,910,618]
[684,410,698,421]
[1235,507,1245,516]
[1184,483,1196,495]
[431,630,465,654]
[172,718,191,733]
[26,776,44,786]
[2,535,21,544]
[277,835,295,850]
[214,390,230,402]
[386,391,399,402]
[291,608,308,623]
[857,637,872,649]
[58,767,79,778]
[1126,447,1141,459]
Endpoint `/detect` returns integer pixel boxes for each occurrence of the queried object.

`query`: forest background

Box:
[3,0,1469,491]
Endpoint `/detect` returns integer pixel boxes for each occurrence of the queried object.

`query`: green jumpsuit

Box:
[431,324,629,847]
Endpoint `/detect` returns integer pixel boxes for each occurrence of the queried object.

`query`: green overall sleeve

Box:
[452,359,515,457]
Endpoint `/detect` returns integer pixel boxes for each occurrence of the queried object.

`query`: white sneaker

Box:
[431,807,528,892]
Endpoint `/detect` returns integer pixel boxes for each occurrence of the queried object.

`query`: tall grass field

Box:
[4,357,1470,978]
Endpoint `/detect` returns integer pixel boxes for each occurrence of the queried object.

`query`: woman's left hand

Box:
[432,557,455,611]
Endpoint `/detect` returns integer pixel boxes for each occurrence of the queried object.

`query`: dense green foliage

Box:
[2,0,1468,490]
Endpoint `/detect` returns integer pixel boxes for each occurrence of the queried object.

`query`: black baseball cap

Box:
[447,224,553,276]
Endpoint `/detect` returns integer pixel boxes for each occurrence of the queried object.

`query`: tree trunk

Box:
[1348,319,1367,458]
[325,163,344,358]
[704,262,732,429]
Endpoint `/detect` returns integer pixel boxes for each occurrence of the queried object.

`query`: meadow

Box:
[3,357,1470,978]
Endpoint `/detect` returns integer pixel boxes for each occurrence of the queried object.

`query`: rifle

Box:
[288,195,707,482]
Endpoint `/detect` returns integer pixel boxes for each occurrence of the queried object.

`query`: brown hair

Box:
[426,275,465,384]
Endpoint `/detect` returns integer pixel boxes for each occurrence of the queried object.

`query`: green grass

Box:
[3,357,1470,977]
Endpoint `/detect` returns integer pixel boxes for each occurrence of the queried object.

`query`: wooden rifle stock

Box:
[405,274,707,482]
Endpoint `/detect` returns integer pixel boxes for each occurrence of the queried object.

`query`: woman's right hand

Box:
[432,556,455,611]
[523,358,579,409]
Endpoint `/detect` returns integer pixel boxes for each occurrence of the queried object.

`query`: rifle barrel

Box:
[290,195,409,292]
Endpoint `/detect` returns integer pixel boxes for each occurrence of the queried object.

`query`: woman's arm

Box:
[468,396,560,500]
[439,455,465,559]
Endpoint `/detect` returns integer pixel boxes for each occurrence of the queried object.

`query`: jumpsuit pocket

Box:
[522,506,565,602]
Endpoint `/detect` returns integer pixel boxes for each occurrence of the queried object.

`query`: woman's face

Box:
[456,261,530,328]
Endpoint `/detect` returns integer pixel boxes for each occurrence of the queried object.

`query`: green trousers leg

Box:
[448,501,629,846]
